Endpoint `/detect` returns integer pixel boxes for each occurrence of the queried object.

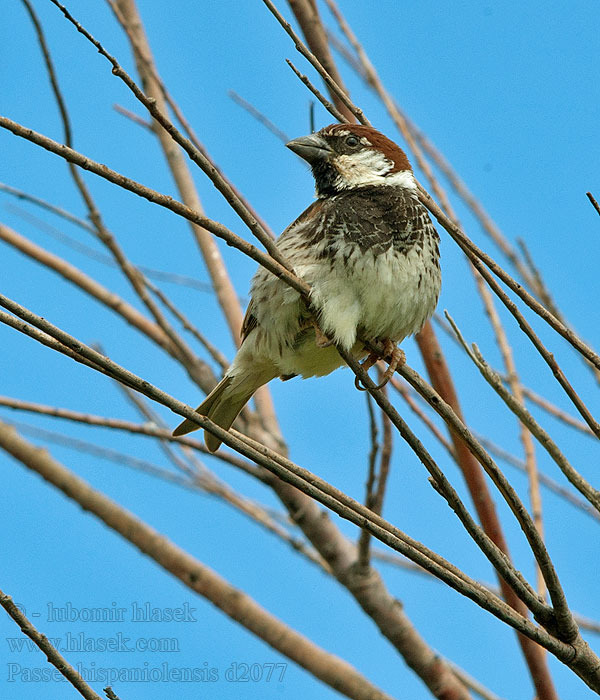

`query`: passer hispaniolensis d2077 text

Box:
[173,124,441,450]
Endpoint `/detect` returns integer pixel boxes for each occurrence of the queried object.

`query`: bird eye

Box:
[345,135,360,147]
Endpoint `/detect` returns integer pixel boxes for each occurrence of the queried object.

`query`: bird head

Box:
[286,124,415,197]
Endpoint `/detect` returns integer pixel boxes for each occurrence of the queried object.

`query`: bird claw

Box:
[299,317,334,347]
[376,345,405,388]
[354,352,378,391]
[314,327,334,348]
[354,342,405,391]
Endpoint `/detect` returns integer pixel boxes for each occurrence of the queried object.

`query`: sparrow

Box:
[173,123,441,451]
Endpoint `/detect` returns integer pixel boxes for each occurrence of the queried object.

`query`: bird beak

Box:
[286,133,332,164]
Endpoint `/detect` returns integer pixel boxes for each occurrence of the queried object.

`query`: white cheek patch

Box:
[332,150,417,190]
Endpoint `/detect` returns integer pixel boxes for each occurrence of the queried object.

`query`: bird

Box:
[173,123,441,451]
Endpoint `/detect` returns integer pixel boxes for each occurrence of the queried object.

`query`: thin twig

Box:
[475,434,600,523]
[473,272,545,597]
[586,192,600,217]
[108,0,276,245]
[324,0,537,290]
[229,91,290,143]
[517,237,600,388]
[433,312,595,438]
[113,102,153,130]
[262,0,369,125]
[340,349,553,625]
[323,0,458,222]
[20,0,213,392]
[420,188,600,373]
[389,376,455,457]
[357,393,379,567]
[521,386,594,437]
[145,279,230,371]
[4,199,213,293]
[50,0,286,269]
[448,662,505,700]
[0,223,194,360]
[286,58,347,124]
[0,396,263,479]
[0,182,93,231]
[413,322,555,691]
[396,358,578,641]
[287,0,356,122]
[0,588,103,700]
[445,312,600,516]
[0,423,394,700]
[0,117,309,297]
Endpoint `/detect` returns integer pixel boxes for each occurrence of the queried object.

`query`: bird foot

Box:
[354,341,405,391]
[314,326,334,348]
[299,318,334,347]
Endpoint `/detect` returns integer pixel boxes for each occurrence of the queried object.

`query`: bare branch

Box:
[0,224,179,356]
[340,349,551,623]
[0,587,103,700]
[586,191,600,217]
[0,422,395,700]
[286,58,348,123]
[3,198,213,292]
[445,312,600,515]
[395,355,577,641]
[287,0,355,121]
[229,91,290,143]
[0,116,309,297]
[420,188,600,373]
[475,434,600,523]
[145,279,230,371]
[322,0,459,222]
[262,0,369,125]
[413,323,556,693]
[433,312,595,438]
[357,393,379,567]
[49,0,287,270]
[390,376,455,456]
[113,103,153,130]
[21,0,207,385]
[473,273,545,596]
[0,396,262,479]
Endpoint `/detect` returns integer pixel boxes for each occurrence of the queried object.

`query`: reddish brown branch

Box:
[414,324,558,699]
[282,5,560,696]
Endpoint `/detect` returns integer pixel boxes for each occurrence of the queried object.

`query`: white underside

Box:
[229,204,440,381]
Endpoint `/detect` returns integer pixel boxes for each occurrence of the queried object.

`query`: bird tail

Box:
[172,364,276,452]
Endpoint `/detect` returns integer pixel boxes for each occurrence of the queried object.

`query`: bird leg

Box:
[377,343,406,388]
[314,324,334,348]
[354,340,405,391]
[300,317,334,348]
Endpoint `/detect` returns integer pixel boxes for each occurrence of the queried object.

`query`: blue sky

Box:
[1,1,600,699]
